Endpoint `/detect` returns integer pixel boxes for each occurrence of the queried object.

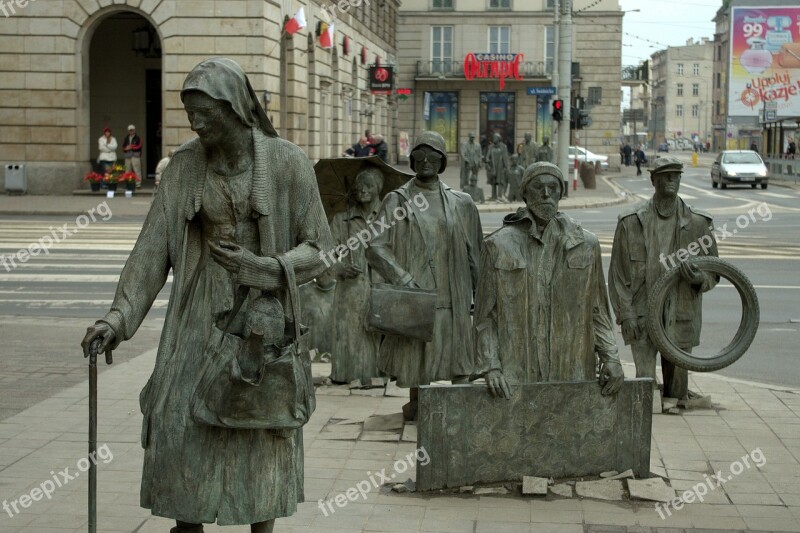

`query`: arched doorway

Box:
[85,11,162,183]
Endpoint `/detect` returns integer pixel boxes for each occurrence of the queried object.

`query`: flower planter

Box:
[125,182,136,192]
[107,183,117,192]
[90,183,101,192]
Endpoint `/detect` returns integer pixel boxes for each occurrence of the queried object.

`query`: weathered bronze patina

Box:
[366,131,482,419]
[535,136,553,163]
[519,132,538,169]
[485,133,510,201]
[609,156,718,402]
[417,380,653,491]
[460,131,482,189]
[327,168,384,384]
[475,162,624,398]
[81,58,332,532]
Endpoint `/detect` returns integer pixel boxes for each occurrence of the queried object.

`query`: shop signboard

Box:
[369,65,394,95]
[463,53,523,90]
[729,6,800,118]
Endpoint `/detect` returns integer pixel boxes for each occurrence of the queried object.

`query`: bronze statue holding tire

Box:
[609,157,721,406]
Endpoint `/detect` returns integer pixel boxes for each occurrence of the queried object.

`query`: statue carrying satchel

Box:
[193,255,315,430]
[365,210,437,343]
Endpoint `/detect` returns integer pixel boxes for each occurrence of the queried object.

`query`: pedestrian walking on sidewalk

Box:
[634,144,646,176]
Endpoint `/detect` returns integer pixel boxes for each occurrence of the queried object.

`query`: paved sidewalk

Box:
[0,163,627,218]
[0,346,798,532]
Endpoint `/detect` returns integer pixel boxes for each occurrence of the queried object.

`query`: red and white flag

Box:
[284,7,306,35]
[319,22,334,48]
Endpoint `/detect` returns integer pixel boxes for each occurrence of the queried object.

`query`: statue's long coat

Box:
[99,129,332,524]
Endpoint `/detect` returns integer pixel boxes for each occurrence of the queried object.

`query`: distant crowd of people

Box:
[96,125,144,188]
[96,125,176,191]
[343,132,388,162]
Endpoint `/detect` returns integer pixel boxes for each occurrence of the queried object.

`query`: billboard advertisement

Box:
[729,6,800,118]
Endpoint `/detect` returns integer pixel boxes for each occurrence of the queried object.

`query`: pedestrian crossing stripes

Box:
[0,221,169,316]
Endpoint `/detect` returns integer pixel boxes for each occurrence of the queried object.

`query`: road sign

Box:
[527,87,557,96]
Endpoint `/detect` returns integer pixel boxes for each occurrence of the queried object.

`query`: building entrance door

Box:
[480,92,515,153]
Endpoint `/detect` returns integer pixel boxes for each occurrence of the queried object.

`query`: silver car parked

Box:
[711,150,768,190]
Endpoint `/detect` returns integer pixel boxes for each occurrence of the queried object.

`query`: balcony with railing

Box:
[416,59,548,80]
[621,64,649,85]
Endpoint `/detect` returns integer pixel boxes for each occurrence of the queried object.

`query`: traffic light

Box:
[578,110,592,129]
[570,106,578,130]
[552,99,563,122]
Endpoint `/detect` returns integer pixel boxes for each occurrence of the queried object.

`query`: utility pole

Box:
[552,0,559,116]
[556,0,572,196]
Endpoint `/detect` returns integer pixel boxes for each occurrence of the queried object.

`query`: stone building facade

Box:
[649,38,714,149]
[0,0,398,194]
[395,0,623,165]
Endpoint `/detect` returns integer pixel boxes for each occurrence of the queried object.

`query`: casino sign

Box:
[463,53,524,90]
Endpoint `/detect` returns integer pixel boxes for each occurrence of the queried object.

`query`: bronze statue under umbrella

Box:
[313,157,413,384]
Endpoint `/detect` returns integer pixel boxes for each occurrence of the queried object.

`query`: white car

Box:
[568,146,609,170]
[710,150,768,190]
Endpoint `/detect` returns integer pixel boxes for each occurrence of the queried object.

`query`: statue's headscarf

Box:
[180,58,278,138]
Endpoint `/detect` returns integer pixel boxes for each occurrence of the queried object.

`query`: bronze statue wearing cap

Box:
[475,162,624,399]
[460,131,482,189]
[609,156,719,411]
[366,131,483,420]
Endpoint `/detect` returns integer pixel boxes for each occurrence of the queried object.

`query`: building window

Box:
[425,92,459,152]
[692,104,699,117]
[588,86,602,105]
[677,83,683,96]
[489,26,510,54]
[716,72,721,88]
[431,26,453,74]
[676,104,683,117]
[716,100,720,115]
[480,92,516,150]
[693,63,699,76]
[692,83,699,96]
[545,26,555,74]
[489,0,511,9]
[677,63,684,76]
[546,0,555,8]
[432,0,454,8]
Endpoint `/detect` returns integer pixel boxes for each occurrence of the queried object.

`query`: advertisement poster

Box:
[730,6,800,118]
[424,92,458,152]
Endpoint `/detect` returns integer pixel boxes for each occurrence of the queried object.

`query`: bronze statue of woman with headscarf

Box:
[81,58,333,532]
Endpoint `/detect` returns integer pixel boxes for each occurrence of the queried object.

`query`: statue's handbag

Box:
[192,255,316,431]
[365,210,438,343]
[366,281,436,342]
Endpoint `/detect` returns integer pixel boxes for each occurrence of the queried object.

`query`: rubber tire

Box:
[646,256,760,372]
[720,182,728,189]
[761,183,768,189]
[712,180,718,188]
[751,184,757,188]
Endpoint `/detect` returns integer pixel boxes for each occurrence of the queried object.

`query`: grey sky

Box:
[618,0,720,65]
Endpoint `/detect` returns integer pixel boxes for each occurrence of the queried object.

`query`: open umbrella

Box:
[314,156,413,223]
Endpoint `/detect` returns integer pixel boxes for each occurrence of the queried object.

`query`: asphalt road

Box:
[0,161,798,406]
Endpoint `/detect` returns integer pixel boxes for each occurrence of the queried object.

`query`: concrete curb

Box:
[475,174,632,213]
